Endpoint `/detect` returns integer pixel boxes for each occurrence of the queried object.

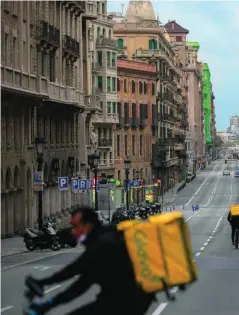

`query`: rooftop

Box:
[164,20,189,34]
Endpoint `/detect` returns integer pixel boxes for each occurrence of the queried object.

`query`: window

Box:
[112,52,116,67]
[117,102,121,116]
[144,82,147,95]
[117,78,120,92]
[117,135,120,156]
[112,102,116,113]
[98,76,103,90]
[117,38,123,49]
[102,2,105,14]
[97,2,100,13]
[139,81,143,94]
[103,152,107,164]
[124,102,129,124]
[4,34,8,66]
[149,39,157,50]
[132,103,136,118]
[100,101,103,110]
[12,37,17,68]
[124,135,128,155]
[107,101,111,113]
[107,76,111,92]
[107,51,110,67]
[152,83,155,95]
[49,52,55,82]
[124,79,127,93]
[97,51,102,66]
[109,30,112,39]
[112,77,116,92]
[110,152,112,163]
[176,36,182,42]
[140,135,143,155]
[131,80,135,93]
[132,135,135,155]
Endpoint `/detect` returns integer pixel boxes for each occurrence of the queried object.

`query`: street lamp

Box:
[88,151,100,211]
[35,137,46,230]
[124,156,131,210]
[135,169,140,206]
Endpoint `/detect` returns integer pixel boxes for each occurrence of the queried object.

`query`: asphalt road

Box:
[1,159,239,315]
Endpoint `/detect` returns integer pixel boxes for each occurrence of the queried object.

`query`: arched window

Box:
[117,38,123,49]
[102,28,106,38]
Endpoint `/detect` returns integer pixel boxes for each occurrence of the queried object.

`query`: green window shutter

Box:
[98,76,102,89]
[107,76,111,91]
[112,52,116,67]
[107,102,111,113]
[117,38,123,49]
[112,102,116,113]
[149,39,152,50]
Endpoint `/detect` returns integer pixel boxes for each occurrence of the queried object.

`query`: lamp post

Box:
[88,151,100,211]
[135,169,140,206]
[35,137,46,230]
[124,156,131,210]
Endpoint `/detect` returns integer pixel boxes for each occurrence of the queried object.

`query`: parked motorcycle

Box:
[23,223,61,251]
[56,226,78,248]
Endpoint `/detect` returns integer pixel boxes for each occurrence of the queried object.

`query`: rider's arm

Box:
[227,212,231,223]
[49,275,92,307]
[39,250,87,286]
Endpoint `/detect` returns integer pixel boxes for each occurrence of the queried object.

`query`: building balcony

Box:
[62,1,86,16]
[139,118,147,128]
[131,117,140,128]
[98,139,113,147]
[91,113,119,124]
[85,94,102,113]
[174,143,185,151]
[79,1,98,20]
[62,35,80,61]
[136,49,181,75]
[96,38,117,50]
[36,20,60,49]
[92,62,103,73]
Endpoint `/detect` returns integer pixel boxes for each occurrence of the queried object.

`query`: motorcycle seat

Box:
[28,228,44,236]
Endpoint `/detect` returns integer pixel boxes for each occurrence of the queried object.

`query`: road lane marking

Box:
[45,285,62,294]
[200,247,205,251]
[185,161,220,206]
[1,247,83,271]
[1,306,14,313]
[203,174,222,207]
[195,252,201,256]
[151,302,168,315]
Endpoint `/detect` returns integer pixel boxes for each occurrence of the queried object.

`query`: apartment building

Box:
[83,1,117,176]
[112,0,188,189]
[115,59,157,184]
[1,1,96,237]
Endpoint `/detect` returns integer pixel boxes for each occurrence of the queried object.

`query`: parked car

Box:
[235,170,239,178]
[223,170,230,176]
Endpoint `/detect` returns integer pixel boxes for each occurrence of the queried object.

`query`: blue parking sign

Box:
[72,178,79,192]
[87,180,92,190]
[58,177,69,191]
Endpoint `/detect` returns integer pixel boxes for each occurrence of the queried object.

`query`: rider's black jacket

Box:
[39,224,154,314]
[227,212,239,228]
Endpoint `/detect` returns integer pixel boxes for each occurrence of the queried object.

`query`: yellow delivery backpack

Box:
[230,205,239,216]
[117,212,198,297]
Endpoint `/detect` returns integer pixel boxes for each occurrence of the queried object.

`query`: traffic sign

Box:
[33,171,44,191]
[58,177,69,191]
[133,179,139,188]
[70,179,94,191]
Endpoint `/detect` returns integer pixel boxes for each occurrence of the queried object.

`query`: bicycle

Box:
[23,276,44,315]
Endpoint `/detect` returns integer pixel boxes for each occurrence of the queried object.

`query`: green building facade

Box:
[202,63,212,144]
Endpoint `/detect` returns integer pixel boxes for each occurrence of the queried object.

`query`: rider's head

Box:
[70,206,100,239]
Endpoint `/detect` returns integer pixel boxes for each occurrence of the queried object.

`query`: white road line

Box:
[1,306,14,313]
[40,266,51,271]
[204,242,208,246]
[200,247,205,251]
[1,247,83,271]
[195,252,201,256]
[151,302,168,315]
[45,285,62,294]
[185,161,220,206]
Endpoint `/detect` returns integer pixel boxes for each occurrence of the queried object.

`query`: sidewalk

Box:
[1,236,28,258]
[162,180,186,206]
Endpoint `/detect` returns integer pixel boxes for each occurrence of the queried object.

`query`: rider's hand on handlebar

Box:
[28,299,53,315]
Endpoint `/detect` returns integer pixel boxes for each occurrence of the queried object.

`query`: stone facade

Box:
[1,1,97,237]
[115,59,157,183]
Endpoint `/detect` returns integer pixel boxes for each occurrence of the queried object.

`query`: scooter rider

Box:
[27,206,155,315]
[227,210,239,245]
